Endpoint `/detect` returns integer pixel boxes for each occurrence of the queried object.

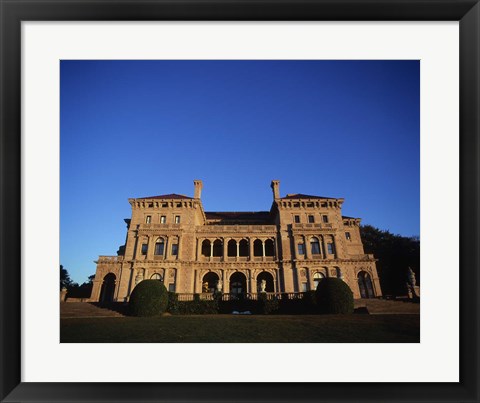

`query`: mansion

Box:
[91,180,382,302]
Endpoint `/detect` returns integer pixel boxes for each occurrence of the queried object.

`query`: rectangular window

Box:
[345,232,351,240]
[306,202,314,207]
[298,243,305,255]
[145,215,151,224]
[176,203,182,207]
[141,244,148,255]
[327,243,335,254]
[171,244,178,256]
[168,284,175,292]
[308,215,315,223]
[294,215,300,223]
[301,282,308,292]
[162,202,168,207]
[160,216,166,223]
[322,215,329,223]
[175,215,180,224]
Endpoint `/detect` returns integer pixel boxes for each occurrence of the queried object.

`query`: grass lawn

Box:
[61,314,419,343]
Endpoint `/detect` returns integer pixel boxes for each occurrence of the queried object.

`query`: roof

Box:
[342,215,360,220]
[137,193,193,200]
[205,211,271,221]
[281,193,335,200]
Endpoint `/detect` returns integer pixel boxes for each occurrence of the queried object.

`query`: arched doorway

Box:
[230,272,247,295]
[99,273,116,303]
[257,271,274,292]
[202,272,219,293]
[358,271,375,298]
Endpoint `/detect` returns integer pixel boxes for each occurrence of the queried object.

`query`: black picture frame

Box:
[1,1,478,402]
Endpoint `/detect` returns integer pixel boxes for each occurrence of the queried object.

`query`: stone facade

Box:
[91,180,382,302]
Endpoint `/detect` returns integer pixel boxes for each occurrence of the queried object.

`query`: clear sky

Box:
[60,60,419,284]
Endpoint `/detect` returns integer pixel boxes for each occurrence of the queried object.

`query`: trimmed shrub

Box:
[129,280,169,317]
[167,292,180,315]
[315,278,354,314]
[257,293,279,315]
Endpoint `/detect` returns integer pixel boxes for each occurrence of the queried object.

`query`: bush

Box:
[129,280,169,317]
[257,293,279,315]
[167,292,180,314]
[315,278,354,314]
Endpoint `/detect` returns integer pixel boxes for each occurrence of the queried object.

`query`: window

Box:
[327,243,335,254]
[175,215,180,224]
[322,215,329,223]
[141,244,148,255]
[154,240,164,256]
[168,284,175,292]
[294,215,300,223]
[145,215,151,224]
[311,237,321,254]
[345,232,351,240]
[176,203,182,207]
[162,202,168,207]
[308,215,315,223]
[298,243,305,255]
[160,216,166,224]
[171,244,178,256]
[307,202,314,208]
[301,282,308,292]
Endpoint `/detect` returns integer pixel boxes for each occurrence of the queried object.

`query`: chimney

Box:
[271,180,280,200]
[194,180,203,199]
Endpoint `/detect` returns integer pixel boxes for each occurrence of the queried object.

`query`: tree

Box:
[360,225,420,296]
[60,265,73,290]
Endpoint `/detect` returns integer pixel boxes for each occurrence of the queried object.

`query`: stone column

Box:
[249,271,256,295]
[144,268,149,280]
[304,235,311,260]
[223,238,228,261]
[146,236,155,260]
[210,240,214,259]
[321,235,328,259]
[135,236,143,259]
[262,240,266,261]
[249,238,254,261]
[165,237,171,260]
[236,240,240,261]
[196,238,202,261]
[90,280,102,301]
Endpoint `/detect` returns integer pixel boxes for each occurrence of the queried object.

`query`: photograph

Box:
[60,60,420,343]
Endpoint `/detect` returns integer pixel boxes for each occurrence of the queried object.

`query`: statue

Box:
[406,267,420,299]
[202,281,209,293]
[216,279,223,293]
[407,267,417,287]
[260,279,267,293]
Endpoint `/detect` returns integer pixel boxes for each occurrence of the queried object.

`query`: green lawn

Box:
[61,314,419,343]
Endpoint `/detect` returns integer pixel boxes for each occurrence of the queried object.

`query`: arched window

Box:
[313,272,325,290]
[212,239,223,257]
[253,239,263,256]
[230,272,247,295]
[201,240,211,257]
[310,237,321,255]
[151,273,163,281]
[238,239,249,257]
[154,239,165,256]
[264,239,275,256]
[358,271,375,298]
[227,239,237,257]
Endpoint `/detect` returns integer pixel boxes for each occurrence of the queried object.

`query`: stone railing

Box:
[175,292,305,302]
[139,223,181,230]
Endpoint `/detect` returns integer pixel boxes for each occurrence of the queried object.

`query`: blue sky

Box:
[61,60,419,284]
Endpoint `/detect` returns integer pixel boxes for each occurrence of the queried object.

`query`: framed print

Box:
[0,0,479,402]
